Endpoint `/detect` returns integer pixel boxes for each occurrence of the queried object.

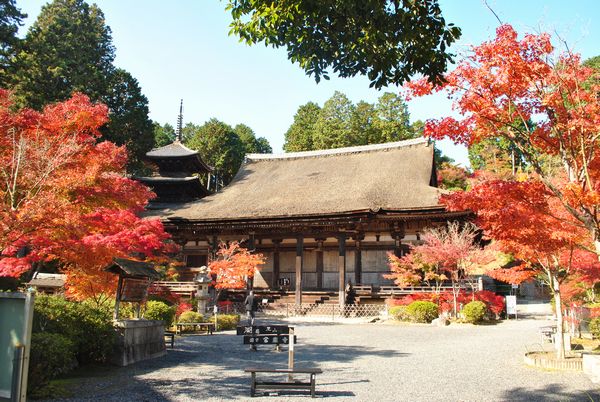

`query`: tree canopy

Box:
[234,123,272,154]
[153,122,176,148]
[284,91,420,152]
[6,0,154,172]
[407,25,600,256]
[407,25,600,358]
[226,0,461,88]
[0,92,174,299]
[0,0,26,86]
[101,69,154,172]
[10,0,115,109]
[185,119,246,186]
[284,101,321,152]
[208,241,265,290]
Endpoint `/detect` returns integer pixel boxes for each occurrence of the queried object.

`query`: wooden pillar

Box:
[211,235,218,260]
[315,238,325,290]
[354,234,364,285]
[113,275,123,321]
[272,239,281,289]
[338,233,347,307]
[295,236,303,306]
[393,223,406,257]
[247,235,255,290]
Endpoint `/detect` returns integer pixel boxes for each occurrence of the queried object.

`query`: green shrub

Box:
[28,333,77,396]
[33,295,115,364]
[462,301,487,324]
[178,311,204,323]
[389,306,409,321]
[144,300,176,325]
[405,301,439,323]
[590,317,600,339]
[216,314,240,331]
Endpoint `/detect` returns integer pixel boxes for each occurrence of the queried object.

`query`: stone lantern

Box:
[195,265,211,314]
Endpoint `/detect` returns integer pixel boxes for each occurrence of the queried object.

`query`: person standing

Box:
[244,290,256,325]
[344,281,356,317]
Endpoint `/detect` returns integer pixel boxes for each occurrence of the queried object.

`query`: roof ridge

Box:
[246,137,429,161]
[148,140,198,155]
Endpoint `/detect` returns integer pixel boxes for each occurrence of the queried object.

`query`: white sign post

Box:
[506,295,517,319]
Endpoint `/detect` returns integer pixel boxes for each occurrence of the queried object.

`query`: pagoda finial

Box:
[176,99,183,142]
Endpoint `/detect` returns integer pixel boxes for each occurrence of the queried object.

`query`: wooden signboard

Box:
[236,325,290,336]
[243,335,297,345]
[120,278,150,302]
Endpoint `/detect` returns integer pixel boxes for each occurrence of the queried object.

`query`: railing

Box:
[149,281,197,297]
[215,301,387,320]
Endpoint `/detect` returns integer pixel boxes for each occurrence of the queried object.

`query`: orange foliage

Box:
[405,24,600,257]
[208,241,265,289]
[0,91,176,299]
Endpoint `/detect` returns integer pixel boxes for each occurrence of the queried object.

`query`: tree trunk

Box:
[452,281,459,318]
[552,274,565,360]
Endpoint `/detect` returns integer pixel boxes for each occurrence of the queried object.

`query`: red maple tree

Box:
[406,24,600,256]
[0,91,176,299]
[386,222,489,317]
[406,25,600,358]
[208,241,265,290]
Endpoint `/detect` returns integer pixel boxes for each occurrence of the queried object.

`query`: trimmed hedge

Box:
[178,311,204,323]
[28,333,77,395]
[216,314,240,331]
[405,301,439,323]
[33,295,115,364]
[144,300,176,326]
[462,301,487,324]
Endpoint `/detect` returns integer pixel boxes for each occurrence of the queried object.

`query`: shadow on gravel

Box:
[46,329,400,401]
[501,384,600,401]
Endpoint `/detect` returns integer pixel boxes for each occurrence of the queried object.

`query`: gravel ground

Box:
[48,317,600,402]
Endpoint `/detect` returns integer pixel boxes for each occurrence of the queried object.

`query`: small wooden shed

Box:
[105,258,161,320]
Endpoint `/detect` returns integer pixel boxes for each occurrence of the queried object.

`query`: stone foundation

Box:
[111,320,166,366]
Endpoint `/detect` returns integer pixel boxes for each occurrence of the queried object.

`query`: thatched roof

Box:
[152,138,447,222]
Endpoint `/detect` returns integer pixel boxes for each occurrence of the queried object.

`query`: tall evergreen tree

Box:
[186,119,245,186]
[11,0,115,109]
[373,92,414,142]
[153,122,176,148]
[350,101,376,146]
[283,101,321,152]
[313,91,355,149]
[254,137,272,153]
[9,0,154,173]
[0,0,26,87]
[101,68,154,172]
[234,123,272,154]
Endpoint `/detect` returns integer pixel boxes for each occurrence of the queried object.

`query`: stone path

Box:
[49,317,600,401]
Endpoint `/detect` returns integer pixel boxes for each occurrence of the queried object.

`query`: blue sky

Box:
[17,0,600,167]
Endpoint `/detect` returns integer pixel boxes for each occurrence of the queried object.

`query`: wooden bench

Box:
[244,367,322,398]
[175,322,215,335]
[164,331,175,348]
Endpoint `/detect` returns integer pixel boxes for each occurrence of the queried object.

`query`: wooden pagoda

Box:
[138,101,213,205]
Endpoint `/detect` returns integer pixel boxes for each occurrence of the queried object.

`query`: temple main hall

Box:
[145,137,469,305]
